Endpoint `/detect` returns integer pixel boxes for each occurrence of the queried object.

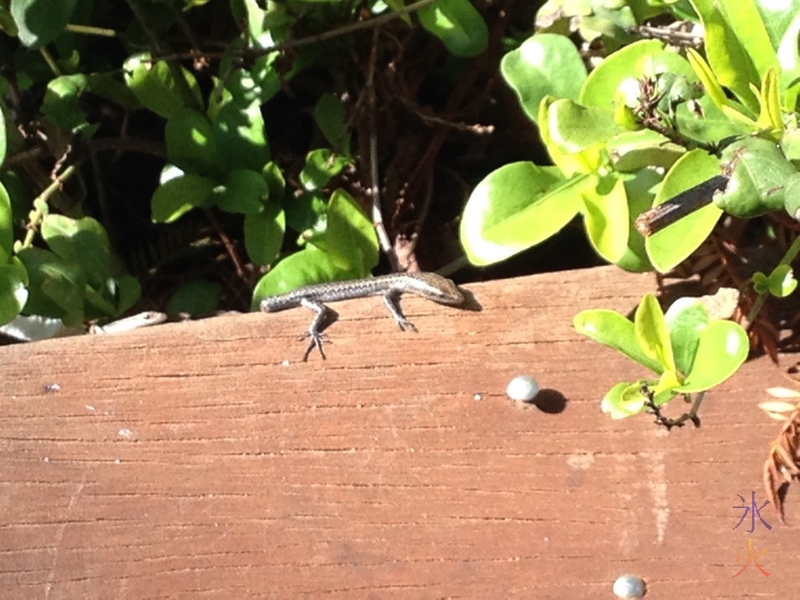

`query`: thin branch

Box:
[142,0,439,65]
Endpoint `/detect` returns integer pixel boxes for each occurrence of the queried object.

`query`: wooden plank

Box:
[0,265,795,598]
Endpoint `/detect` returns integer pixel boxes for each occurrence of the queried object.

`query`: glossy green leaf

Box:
[251,246,356,309]
[752,271,769,294]
[686,48,729,111]
[124,55,203,120]
[167,280,222,317]
[755,0,800,49]
[244,200,285,267]
[115,275,141,315]
[10,0,76,47]
[212,99,270,172]
[755,67,783,133]
[606,130,684,173]
[0,97,6,166]
[783,171,800,220]
[165,110,222,175]
[224,56,281,106]
[573,309,662,373]
[300,149,351,191]
[646,150,723,272]
[41,215,112,290]
[0,263,27,326]
[460,162,584,266]
[601,382,647,419]
[214,169,269,214]
[675,320,749,393]
[0,180,11,258]
[581,174,629,263]
[546,100,627,156]
[16,247,85,325]
[42,74,88,131]
[635,293,675,372]
[315,189,378,274]
[418,0,488,57]
[766,264,797,297]
[151,174,216,223]
[664,298,710,376]
[579,40,665,108]
[690,0,769,112]
[500,33,586,124]
[284,191,327,241]
[614,169,660,273]
[777,13,800,111]
[714,138,797,218]
[314,93,350,155]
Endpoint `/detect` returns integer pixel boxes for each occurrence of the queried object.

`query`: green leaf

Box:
[606,130,685,173]
[573,309,662,373]
[151,174,216,223]
[460,162,584,266]
[167,280,222,317]
[752,271,769,294]
[766,264,797,297]
[581,174,629,263]
[646,150,723,272]
[418,0,488,57]
[689,0,771,113]
[634,293,676,372]
[10,0,76,48]
[214,169,269,214]
[675,320,749,393]
[784,171,800,219]
[165,110,222,175]
[546,99,627,157]
[615,168,659,273]
[284,191,327,240]
[579,39,665,108]
[0,263,28,326]
[244,201,285,267]
[315,189,378,274]
[124,54,203,120]
[211,99,270,172]
[0,180,12,259]
[115,275,141,315]
[601,381,647,419]
[755,67,783,133]
[664,297,710,376]
[500,33,587,124]
[777,14,800,111]
[299,148,351,191]
[41,215,112,290]
[252,246,356,310]
[224,55,281,106]
[714,137,798,217]
[0,97,6,166]
[16,247,85,325]
[314,93,350,155]
[686,48,729,111]
[42,74,88,132]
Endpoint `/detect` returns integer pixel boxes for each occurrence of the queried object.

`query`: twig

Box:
[142,0,439,66]
[641,383,705,430]
[634,175,730,237]
[23,165,77,248]
[365,29,396,270]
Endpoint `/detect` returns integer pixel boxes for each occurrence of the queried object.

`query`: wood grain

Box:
[0,265,796,598]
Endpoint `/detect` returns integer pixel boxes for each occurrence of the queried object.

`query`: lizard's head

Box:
[407,273,465,306]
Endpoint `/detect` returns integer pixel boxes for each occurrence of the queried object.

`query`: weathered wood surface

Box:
[0,265,796,599]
